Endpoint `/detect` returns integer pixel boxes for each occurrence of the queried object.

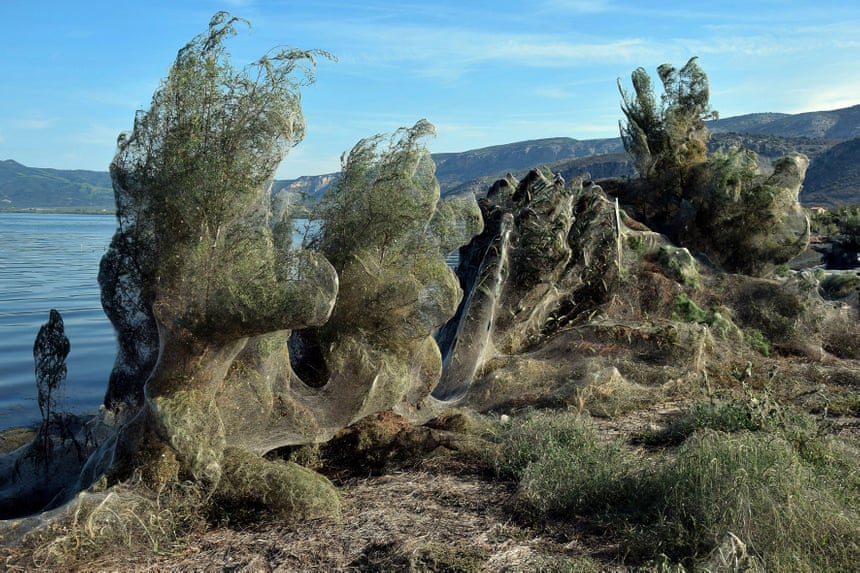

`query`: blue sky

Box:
[1,1,858,179]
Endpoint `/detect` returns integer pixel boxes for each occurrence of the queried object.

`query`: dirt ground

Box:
[1,409,668,572]
[2,466,599,572]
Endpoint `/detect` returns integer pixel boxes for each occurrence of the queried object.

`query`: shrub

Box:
[819,272,860,300]
[638,385,814,447]
[645,430,860,570]
[743,327,771,356]
[490,411,632,518]
[493,406,860,570]
[671,292,709,323]
[26,478,207,567]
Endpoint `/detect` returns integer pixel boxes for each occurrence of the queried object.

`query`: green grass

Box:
[637,385,812,446]
[490,411,630,516]
[490,406,860,571]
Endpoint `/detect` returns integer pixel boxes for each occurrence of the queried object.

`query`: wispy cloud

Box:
[75,123,126,146]
[786,80,860,113]
[472,37,650,65]
[330,23,656,82]
[540,0,616,13]
[14,118,54,129]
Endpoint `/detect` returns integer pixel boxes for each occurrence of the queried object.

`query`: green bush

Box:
[644,430,860,570]
[819,272,860,300]
[671,294,745,342]
[743,327,771,356]
[491,410,621,479]
[638,386,815,447]
[515,429,628,516]
[671,293,710,324]
[492,407,860,570]
[490,411,634,520]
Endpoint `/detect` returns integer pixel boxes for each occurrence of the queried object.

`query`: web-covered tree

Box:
[615,58,809,275]
[0,15,480,531]
[618,57,715,195]
[72,12,477,525]
[288,119,482,423]
[89,12,342,511]
[32,309,71,462]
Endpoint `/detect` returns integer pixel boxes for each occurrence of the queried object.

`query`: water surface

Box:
[0,213,116,429]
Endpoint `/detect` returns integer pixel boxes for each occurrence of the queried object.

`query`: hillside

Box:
[708,104,860,139]
[802,137,860,205]
[4,105,860,209]
[432,136,623,189]
[0,160,113,210]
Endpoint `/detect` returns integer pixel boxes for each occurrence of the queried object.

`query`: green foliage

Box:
[648,430,859,569]
[492,405,860,570]
[743,327,771,356]
[705,146,760,202]
[641,386,811,447]
[618,57,715,187]
[817,205,860,248]
[111,11,335,335]
[670,294,741,341]
[308,120,465,348]
[626,234,647,256]
[671,293,709,323]
[490,410,629,516]
[310,119,440,270]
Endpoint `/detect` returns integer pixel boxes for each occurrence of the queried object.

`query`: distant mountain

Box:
[801,138,860,206]
[708,104,860,139]
[4,105,860,210]
[432,137,623,190]
[274,137,627,202]
[708,133,836,166]
[0,160,113,210]
[707,112,791,134]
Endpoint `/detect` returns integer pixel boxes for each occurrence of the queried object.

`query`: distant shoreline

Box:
[0,208,115,215]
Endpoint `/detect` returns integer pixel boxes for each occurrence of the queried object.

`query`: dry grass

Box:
[3,387,857,571]
[2,469,599,572]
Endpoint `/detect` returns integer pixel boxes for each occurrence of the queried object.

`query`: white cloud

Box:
[338,26,656,83]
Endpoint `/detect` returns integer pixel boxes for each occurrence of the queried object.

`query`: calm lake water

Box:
[0,212,117,430]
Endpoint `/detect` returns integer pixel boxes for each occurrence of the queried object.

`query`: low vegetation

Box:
[489,393,860,571]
